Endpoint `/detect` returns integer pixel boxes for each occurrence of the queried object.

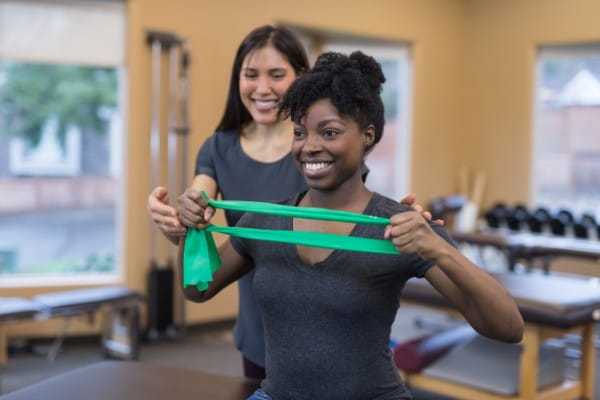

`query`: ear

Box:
[363,125,376,148]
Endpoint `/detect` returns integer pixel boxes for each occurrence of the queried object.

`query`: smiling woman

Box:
[178,51,523,400]
[147,25,311,380]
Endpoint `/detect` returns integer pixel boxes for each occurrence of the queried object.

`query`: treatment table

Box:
[401,272,600,400]
[0,361,260,400]
[451,230,600,272]
[0,286,143,366]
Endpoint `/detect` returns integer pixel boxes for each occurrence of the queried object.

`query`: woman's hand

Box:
[177,187,216,230]
[399,193,444,226]
[148,187,187,242]
[384,210,447,261]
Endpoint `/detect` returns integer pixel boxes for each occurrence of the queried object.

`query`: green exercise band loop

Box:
[183,191,397,291]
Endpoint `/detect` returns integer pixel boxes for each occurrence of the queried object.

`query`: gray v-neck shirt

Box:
[231,192,453,399]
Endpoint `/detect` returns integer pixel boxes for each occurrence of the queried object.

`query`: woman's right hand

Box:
[147,187,187,238]
[177,187,216,230]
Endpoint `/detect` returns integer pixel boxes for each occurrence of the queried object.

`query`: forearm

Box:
[428,245,524,342]
[164,231,181,246]
[177,236,252,303]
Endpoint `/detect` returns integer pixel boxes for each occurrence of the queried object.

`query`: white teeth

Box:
[304,162,330,170]
[254,100,277,107]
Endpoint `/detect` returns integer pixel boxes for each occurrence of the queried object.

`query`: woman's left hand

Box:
[384,211,446,261]
[399,194,444,226]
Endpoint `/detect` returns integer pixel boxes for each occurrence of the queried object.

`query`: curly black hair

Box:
[279,51,386,152]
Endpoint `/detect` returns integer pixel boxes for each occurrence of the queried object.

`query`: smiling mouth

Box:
[253,100,278,111]
[303,161,333,171]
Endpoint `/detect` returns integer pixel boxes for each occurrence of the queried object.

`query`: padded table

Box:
[0,299,43,367]
[0,299,41,324]
[451,230,600,272]
[32,286,141,317]
[401,272,600,399]
[0,286,143,366]
[0,361,260,400]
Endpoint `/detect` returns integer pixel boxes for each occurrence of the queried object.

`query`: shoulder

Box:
[369,192,414,218]
[198,130,240,158]
[208,129,240,147]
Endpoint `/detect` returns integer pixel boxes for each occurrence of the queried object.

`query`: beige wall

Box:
[463,0,600,209]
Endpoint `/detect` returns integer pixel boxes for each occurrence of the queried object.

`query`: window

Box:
[286,27,413,200]
[532,44,600,218]
[0,1,125,283]
[323,42,412,201]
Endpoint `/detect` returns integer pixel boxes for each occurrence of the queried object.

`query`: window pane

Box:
[365,56,411,200]
[0,61,122,277]
[322,43,412,200]
[533,47,600,218]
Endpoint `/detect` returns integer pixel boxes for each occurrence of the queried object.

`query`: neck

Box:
[243,119,293,141]
[302,175,372,213]
[240,119,294,163]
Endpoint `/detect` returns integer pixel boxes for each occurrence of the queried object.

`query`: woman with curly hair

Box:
[178,51,523,400]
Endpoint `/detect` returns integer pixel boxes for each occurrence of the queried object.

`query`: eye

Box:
[243,70,257,79]
[293,129,305,139]
[270,69,287,79]
[323,129,340,138]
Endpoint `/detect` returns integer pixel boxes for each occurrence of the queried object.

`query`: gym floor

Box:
[1,305,597,399]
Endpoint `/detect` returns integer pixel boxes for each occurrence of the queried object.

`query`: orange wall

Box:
[7,0,600,332]
[13,0,600,331]
[463,0,600,209]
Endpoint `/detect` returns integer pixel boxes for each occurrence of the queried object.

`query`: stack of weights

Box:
[549,209,574,236]
[506,204,529,232]
[573,214,598,239]
[484,203,509,229]
[527,207,551,233]
[484,203,599,240]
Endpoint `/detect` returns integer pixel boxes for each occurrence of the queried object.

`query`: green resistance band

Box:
[183,192,397,291]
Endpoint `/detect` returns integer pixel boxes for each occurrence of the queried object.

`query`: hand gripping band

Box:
[183,191,398,290]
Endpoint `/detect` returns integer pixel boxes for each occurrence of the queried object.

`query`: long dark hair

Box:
[215,25,310,133]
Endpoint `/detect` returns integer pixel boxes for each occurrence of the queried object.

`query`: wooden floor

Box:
[0,306,597,400]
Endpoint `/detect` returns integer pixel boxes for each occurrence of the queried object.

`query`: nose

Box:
[302,132,322,154]
[255,75,271,95]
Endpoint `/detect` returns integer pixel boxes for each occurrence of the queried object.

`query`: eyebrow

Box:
[296,117,345,129]
[317,118,345,128]
[241,67,287,73]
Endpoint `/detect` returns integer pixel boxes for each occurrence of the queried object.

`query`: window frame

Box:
[0,0,127,287]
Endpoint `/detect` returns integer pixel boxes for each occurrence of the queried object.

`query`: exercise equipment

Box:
[392,323,474,374]
[401,272,600,399]
[145,29,190,341]
[484,202,509,229]
[183,193,401,291]
[0,286,142,392]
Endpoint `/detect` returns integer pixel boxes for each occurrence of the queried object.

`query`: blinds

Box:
[0,0,125,66]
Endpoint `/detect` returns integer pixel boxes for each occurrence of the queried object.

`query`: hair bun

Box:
[312,52,350,74]
[312,51,385,93]
[349,51,385,92]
